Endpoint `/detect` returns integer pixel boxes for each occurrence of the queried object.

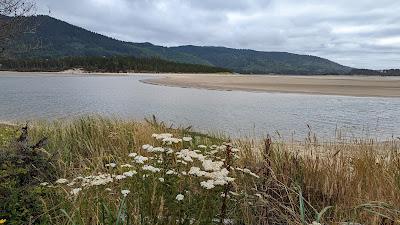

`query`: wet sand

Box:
[141,74,400,97]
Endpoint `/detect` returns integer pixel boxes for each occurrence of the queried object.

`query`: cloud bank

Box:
[37,0,400,69]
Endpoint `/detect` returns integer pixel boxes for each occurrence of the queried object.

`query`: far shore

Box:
[141,74,400,97]
[2,70,400,97]
[0,70,167,77]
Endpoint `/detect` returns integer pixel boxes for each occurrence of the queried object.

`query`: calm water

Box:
[1,74,399,139]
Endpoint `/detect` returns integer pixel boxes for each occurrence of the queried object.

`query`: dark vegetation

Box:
[3,15,357,75]
[0,56,231,73]
[348,68,400,76]
[0,124,60,225]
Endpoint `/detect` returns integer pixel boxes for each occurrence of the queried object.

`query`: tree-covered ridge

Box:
[0,56,231,73]
[5,15,355,75]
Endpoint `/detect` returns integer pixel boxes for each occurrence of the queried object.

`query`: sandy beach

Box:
[2,71,400,97]
[141,74,400,97]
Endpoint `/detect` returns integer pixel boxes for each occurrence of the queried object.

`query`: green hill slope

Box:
[5,15,352,74]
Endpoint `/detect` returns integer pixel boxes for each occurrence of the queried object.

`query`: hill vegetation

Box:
[0,56,231,73]
[4,15,354,75]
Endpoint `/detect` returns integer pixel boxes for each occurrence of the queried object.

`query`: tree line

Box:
[0,56,231,73]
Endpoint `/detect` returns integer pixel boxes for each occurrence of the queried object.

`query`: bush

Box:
[0,125,60,225]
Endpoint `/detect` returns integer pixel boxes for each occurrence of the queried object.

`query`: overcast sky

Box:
[36,0,400,69]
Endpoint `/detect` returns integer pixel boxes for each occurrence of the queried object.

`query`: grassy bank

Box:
[1,117,399,225]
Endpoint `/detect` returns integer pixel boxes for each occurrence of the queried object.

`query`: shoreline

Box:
[0,70,169,77]
[2,71,400,97]
[141,74,400,98]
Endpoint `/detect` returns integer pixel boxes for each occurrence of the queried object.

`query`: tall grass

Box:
[1,117,399,224]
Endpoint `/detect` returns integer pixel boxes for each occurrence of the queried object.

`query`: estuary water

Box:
[1,73,399,139]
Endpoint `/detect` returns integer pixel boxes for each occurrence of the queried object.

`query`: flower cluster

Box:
[49,132,259,204]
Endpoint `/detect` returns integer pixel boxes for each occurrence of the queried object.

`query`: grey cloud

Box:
[36,0,400,69]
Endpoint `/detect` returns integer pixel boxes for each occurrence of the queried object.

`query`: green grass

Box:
[1,117,400,224]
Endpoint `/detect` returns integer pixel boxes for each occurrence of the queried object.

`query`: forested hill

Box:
[5,15,353,75]
[0,56,231,73]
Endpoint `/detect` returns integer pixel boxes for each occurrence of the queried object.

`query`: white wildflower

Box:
[142,144,152,150]
[142,165,161,173]
[152,133,173,140]
[151,147,165,153]
[55,178,68,184]
[105,188,112,191]
[115,175,126,180]
[166,170,177,175]
[231,148,240,152]
[202,159,223,172]
[128,152,137,158]
[176,149,205,162]
[159,177,165,182]
[105,163,117,168]
[134,155,148,164]
[309,222,322,225]
[182,137,193,142]
[188,167,207,177]
[200,180,215,189]
[70,188,82,196]
[121,189,130,197]
[121,164,133,168]
[255,193,263,199]
[162,137,182,145]
[176,194,184,201]
[85,173,113,186]
[123,170,137,177]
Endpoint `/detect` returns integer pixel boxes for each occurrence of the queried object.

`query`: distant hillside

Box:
[4,15,353,75]
[0,56,231,73]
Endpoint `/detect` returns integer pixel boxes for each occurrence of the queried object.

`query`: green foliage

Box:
[0,56,231,73]
[2,15,354,75]
[0,126,60,225]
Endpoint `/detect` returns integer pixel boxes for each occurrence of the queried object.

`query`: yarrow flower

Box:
[105,163,117,168]
[166,169,177,175]
[162,137,182,145]
[128,152,137,158]
[152,133,173,140]
[309,222,322,225]
[121,164,133,168]
[115,175,126,180]
[182,137,193,142]
[200,180,215,189]
[70,188,82,196]
[55,178,68,184]
[134,155,148,164]
[176,194,184,201]
[121,189,130,197]
[202,159,223,172]
[142,165,161,173]
[123,170,137,177]
[142,144,152,150]
[188,167,207,177]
